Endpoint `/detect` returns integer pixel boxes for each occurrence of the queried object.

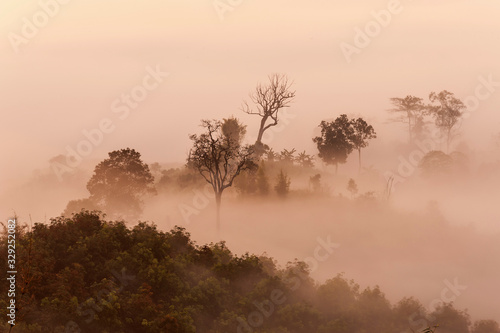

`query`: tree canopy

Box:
[0,211,488,333]
[428,90,466,152]
[313,114,376,174]
[188,119,256,231]
[389,95,427,144]
[313,115,354,174]
[86,148,156,220]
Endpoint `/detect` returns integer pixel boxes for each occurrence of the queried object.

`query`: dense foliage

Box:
[64,148,156,221]
[1,211,496,333]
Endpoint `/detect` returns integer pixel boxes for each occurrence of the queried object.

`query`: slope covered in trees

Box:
[1,211,497,333]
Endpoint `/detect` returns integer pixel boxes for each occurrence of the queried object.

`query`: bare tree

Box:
[428,90,466,152]
[242,74,295,152]
[188,118,256,233]
[389,95,426,144]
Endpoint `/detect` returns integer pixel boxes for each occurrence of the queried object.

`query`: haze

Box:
[1,0,500,328]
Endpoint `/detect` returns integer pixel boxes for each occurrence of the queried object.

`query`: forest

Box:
[2,74,500,333]
[0,211,497,333]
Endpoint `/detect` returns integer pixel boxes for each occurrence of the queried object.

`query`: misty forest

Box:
[2,73,500,333]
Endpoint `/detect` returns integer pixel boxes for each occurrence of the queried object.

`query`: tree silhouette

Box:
[309,174,322,193]
[256,161,270,196]
[274,169,291,197]
[428,90,466,152]
[389,95,426,144]
[313,114,354,174]
[279,148,296,166]
[1,212,498,332]
[87,148,155,220]
[295,151,315,168]
[418,150,454,178]
[428,303,470,333]
[347,178,358,198]
[350,118,377,174]
[188,118,255,233]
[222,116,247,145]
[242,74,295,155]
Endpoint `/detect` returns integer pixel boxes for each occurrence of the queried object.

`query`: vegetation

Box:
[347,178,358,198]
[188,118,256,232]
[313,114,376,174]
[274,169,291,197]
[313,115,355,174]
[389,91,466,151]
[389,95,427,144]
[419,151,469,179]
[256,162,270,196]
[1,211,495,333]
[64,148,156,220]
[37,75,500,333]
[242,74,296,155]
[350,117,377,173]
[428,90,466,152]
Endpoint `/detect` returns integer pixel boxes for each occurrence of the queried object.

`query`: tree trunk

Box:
[256,115,268,144]
[215,191,222,236]
[358,149,362,174]
[408,114,412,144]
[447,128,451,153]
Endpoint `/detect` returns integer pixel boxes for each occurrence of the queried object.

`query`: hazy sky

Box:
[1,2,500,323]
[2,0,500,189]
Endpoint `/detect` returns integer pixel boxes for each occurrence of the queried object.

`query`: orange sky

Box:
[1,0,500,188]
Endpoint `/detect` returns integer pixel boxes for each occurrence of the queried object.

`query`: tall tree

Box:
[242,74,295,154]
[188,118,255,233]
[87,148,155,220]
[350,118,377,174]
[274,169,291,198]
[313,114,354,174]
[256,161,270,196]
[389,95,426,144]
[428,90,466,152]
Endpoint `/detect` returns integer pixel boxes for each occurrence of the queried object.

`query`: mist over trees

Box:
[389,91,466,152]
[55,79,493,233]
[428,90,466,152]
[349,118,377,173]
[389,95,427,144]
[4,0,500,329]
[1,211,494,333]
[56,80,488,230]
[63,148,155,220]
[188,118,256,232]
[15,73,500,332]
[274,169,291,197]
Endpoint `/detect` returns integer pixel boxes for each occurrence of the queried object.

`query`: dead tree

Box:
[242,74,295,152]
